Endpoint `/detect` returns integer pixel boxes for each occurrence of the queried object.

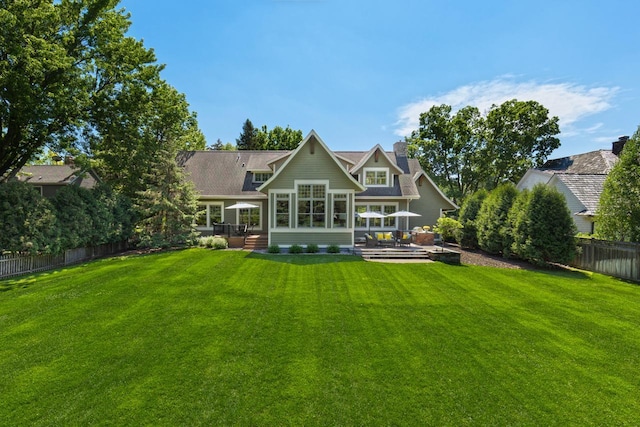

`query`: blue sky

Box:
[119,0,639,158]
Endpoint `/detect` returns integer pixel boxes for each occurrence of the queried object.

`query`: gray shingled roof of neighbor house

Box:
[539,149,618,174]
[554,174,608,215]
[16,165,99,188]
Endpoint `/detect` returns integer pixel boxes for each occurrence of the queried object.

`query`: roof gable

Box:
[258,130,365,192]
[549,174,607,215]
[350,144,404,175]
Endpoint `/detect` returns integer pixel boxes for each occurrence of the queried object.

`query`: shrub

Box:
[267,244,281,254]
[306,243,319,253]
[327,244,341,254]
[212,237,228,249]
[476,183,518,255]
[288,244,303,254]
[52,185,95,250]
[509,184,577,266]
[198,236,216,248]
[457,189,488,248]
[434,217,463,243]
[0,181,60,254]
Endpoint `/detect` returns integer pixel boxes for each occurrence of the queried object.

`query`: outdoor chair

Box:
[364,234,378,248]
[396,230,412,246]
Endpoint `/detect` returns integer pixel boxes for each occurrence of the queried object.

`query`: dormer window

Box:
[253,172,273,183]
[364,168,389,187]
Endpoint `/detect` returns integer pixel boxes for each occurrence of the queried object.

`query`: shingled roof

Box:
[16,165,99,188]
[179,145,426,199]
[539,149,618,174]
[553,174,608,216]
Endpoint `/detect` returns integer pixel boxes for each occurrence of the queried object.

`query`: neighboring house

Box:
[15,164,100,198]
[517,136,627,234]
[180,130,457,248]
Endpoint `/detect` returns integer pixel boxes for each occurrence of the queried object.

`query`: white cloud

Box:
[395,77,619,137]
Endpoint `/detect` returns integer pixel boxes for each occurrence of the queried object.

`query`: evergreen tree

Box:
[476,183,518,255]
[509,184,577,265]
[134,148,200,248]
[236,119,258,150]
[596,128,640,242]
[456,189,488,248]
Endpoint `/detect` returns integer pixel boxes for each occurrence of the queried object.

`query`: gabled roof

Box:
[16,165,99,188]
[349,144,404,175]
[258,130,366,192]
[551,174,608,216]
[408,158,459,210]
[178,151,269,198]
[539,149,618,174]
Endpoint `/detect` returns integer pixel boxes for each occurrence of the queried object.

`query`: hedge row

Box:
[0,181,134,254]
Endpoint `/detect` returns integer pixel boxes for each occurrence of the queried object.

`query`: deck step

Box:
[356,248,431,260]
[243,235,269,250]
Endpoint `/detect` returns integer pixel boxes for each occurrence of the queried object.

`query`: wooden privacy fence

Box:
[0,241,128,280]
[572,238,640,282]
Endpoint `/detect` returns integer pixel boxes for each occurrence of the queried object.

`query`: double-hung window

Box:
[275,194,290,228]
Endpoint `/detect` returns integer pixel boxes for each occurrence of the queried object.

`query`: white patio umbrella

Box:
[225,202,259,232]
[387,210,421,231]
[357,211,386,234]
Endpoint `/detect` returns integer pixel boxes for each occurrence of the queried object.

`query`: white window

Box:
[364,168,389,186]
[275,193,290,228]
[298,184,326,228]
[253,172,273,183]
[355,203,398,229]
[332,194,348,228]
[196,203,224,227]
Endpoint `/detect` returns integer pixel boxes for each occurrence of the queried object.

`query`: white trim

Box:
[363,167,391,187]
[196,201,224,229]
[413,171,459,210]
[230,200,263,229]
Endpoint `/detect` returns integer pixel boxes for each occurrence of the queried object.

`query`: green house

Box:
[181,130,457,248]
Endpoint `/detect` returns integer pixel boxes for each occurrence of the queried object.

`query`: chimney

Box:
[393,141,408,156]
[612,136,629,156]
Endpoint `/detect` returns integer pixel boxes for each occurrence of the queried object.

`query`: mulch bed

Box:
[446,244,536,270]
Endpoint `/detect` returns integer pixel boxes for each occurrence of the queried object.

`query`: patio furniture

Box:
[375,232,396,247]
[396,230,412,246]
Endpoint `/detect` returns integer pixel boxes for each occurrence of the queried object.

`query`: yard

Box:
[1,249,639,425]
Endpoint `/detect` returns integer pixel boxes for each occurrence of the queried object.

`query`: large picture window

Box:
[298,184,326,228]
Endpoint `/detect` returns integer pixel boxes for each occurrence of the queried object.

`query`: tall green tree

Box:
[0,0,165,181]
[408,105,483,202]
[476,183,518,255]
[483,100,561,188]
[596,128,640,242]
[236,120,303,150]
[236,119,259,150]
[508,184,577,265]
[407,99,560,203]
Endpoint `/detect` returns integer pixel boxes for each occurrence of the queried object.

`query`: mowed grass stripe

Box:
[1,249,639,425]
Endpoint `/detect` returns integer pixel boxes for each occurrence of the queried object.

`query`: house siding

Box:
[408,176,452,229]
[270,231,353,247]
[550,178,592,234]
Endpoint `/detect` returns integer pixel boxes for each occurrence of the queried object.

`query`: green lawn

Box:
[1,249,639,426]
